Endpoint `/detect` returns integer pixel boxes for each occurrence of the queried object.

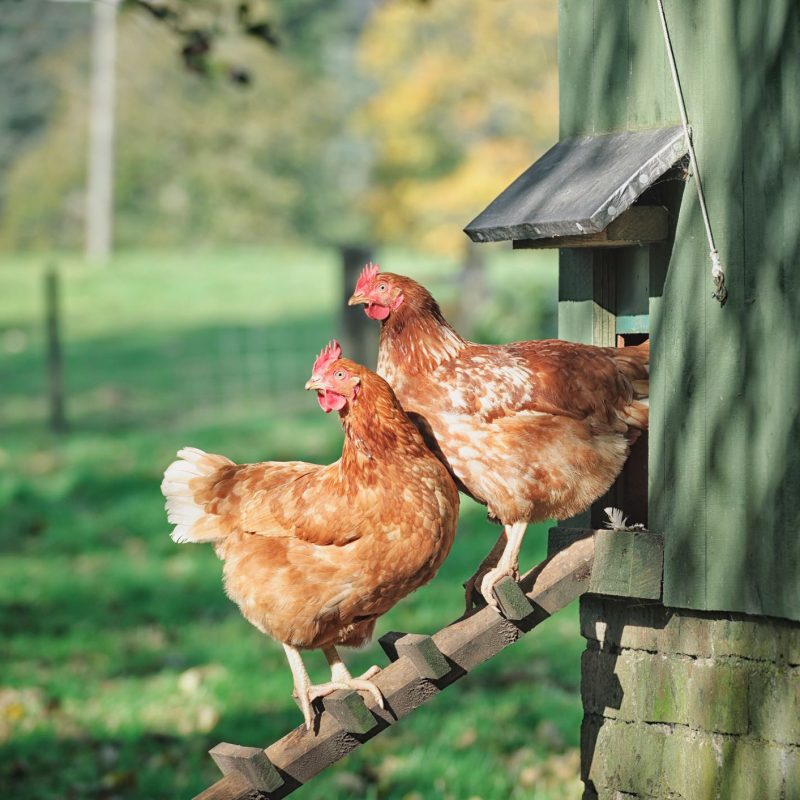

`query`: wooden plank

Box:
[591,251,617,351]
[466,132,682,244]
[559,0,597,138]
[626,0,671,132]
[192,536,596,800]
[549,527,663,601]
[590,529,663,600]
[649,0,710,611]
[513,207,668,250]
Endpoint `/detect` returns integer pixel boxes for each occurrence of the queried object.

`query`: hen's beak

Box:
[348,293,368,306]
[304,376,323,391]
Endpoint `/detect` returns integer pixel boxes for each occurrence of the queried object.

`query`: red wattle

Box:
[317,390,347,413]
[365,303,391,320]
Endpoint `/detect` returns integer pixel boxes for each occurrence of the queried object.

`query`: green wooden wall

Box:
[557,0,800,622]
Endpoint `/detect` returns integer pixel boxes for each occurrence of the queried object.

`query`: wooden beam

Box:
[549,526,663,600]
[513,206,668,250]
[194,535,596,800]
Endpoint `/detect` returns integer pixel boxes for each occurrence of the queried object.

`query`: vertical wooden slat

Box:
[734,0,800,617]
[559,0,595,139]
[652,0,709,609]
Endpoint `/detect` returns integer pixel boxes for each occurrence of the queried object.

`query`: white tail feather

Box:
[161,447,233,544]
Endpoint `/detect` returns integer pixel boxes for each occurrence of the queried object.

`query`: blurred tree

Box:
[0,1,374,250]
[0,0,558,259]
[0,0,86,217]
[358,0,558,257]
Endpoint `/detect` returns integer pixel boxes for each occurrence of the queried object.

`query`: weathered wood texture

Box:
[558,0,800,622]
[209,744,283,794]
[549,527,663,600]
[465,127,685,243]
[513,206,668,250]
[192,535,597,800]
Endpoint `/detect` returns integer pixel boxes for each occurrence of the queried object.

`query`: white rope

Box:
[655,0,727,306]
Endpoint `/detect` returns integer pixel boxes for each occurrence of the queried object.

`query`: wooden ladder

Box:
[194,527,663,800]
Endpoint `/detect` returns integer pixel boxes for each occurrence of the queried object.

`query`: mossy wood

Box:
[557,0,800,622]
[192,535,597,800]
[549,527,663,600]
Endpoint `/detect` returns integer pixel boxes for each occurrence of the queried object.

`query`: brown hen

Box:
[161,342,459,729]
[349,265,648,611]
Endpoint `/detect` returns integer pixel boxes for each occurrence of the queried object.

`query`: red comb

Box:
[312,340,342,374]
[354,262,380,295]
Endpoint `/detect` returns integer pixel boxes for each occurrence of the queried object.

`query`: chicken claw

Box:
[307,667,384,709]
[285,643,384,730]
[470,521,527,613]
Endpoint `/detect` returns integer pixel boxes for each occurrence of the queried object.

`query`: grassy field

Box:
[0,246,585,800]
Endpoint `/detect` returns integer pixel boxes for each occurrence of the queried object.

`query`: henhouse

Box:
[469,1,800,797]
[192,3,799,799]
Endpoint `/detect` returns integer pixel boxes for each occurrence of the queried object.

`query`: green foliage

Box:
[0,0,378,251]
[358,0,558,256]
[0,0,558,256]
[0,246,576,799]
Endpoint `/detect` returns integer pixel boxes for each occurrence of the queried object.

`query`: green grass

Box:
[0,245,583,800]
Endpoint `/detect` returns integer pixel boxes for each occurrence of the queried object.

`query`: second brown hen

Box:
[349,265,648,611]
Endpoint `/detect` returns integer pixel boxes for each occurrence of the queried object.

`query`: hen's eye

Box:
[334,370,345,380]
[378,283,387,292]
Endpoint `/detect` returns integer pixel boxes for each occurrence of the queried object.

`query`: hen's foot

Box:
[305,666,384,710]
[479,563,520,612]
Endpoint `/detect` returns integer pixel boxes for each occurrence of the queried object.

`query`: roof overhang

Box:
[464,126,688,244]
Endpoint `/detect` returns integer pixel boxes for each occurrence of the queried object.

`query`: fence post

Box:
[339,244,376,368]
[44,267,67,433]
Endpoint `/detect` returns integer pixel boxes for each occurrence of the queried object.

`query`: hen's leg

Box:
[306,645,384,709]
[283,644,384,730]
[464,529,508,611]
[479,521,528,611]
[282,643,317,731]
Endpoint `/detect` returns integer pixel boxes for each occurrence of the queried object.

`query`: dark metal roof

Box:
[464,126,688,243]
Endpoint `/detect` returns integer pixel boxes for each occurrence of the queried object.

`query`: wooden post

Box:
[44,268,67,433]
[340,245,375,368]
